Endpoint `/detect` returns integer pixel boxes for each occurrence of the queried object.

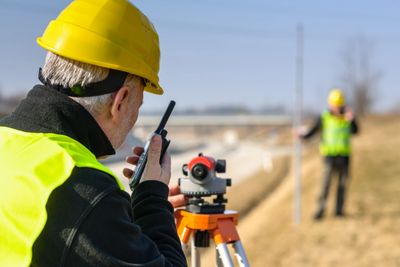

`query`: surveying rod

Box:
[293,23,303,224]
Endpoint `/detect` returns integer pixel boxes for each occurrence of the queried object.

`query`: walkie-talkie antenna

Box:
[155,100,175,133]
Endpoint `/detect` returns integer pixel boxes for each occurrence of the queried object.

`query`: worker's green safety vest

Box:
[0,126,123,267]
[320,111,351,156]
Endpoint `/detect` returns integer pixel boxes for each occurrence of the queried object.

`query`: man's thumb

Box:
[147,134,162,163]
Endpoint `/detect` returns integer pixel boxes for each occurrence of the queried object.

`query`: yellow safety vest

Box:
[320,111,352,156]
[0,126,123,267]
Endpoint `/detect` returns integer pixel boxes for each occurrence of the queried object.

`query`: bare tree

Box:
[339,36,381,116]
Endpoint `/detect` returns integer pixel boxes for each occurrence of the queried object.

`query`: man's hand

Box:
[344,108,354,122]
[293,126,307,139]
[123,134,171,186]
[168,184,188,208]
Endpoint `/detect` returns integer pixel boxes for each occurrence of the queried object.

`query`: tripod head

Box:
[175,154,250,266]
[178,153,231,214]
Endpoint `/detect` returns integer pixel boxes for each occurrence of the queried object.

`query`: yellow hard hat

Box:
[328,88,345,107]
[37,0,163,95]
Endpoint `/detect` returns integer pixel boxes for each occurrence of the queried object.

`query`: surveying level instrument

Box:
[176,154,250,267]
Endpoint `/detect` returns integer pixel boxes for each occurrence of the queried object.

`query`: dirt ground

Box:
[196,115,400,266]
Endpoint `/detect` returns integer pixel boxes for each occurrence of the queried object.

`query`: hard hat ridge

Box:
[37,0,163,95]
[328,88,346,107]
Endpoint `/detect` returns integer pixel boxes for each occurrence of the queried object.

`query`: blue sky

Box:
[0,0,399,113]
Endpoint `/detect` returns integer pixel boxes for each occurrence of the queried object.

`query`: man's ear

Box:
[109,86,130,121]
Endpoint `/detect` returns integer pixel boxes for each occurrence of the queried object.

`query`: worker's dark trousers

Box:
[315,156,350,217]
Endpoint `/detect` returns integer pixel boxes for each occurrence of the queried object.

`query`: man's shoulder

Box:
[68,166,125,197]
[320,110,329,117]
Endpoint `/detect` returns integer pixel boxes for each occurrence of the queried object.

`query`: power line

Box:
[157,19,400,44]
[1,1,399,43]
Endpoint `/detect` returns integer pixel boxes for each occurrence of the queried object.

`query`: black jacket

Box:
[0,85,187,267]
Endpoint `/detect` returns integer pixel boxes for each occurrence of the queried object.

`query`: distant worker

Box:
[297,88,359,220]
[0,0,187,266]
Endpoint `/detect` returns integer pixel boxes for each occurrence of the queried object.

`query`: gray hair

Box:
[41,52,141,116]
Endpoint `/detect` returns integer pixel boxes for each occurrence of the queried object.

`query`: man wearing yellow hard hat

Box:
[0,0,187,266]
[297,88,359,220]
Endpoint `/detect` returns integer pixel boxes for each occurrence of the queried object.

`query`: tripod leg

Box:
[191,236,200,267]
[216,249,223,267]
[232,241,250,267]
[216,243,234,267]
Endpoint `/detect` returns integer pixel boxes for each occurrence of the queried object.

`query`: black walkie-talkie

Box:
[129,100,175,191]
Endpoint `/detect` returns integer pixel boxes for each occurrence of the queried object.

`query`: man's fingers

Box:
[168,184,187,208]
[126,155,140,165]
[122,168,134,178]
[168,184,181,196]
[131,146,144,156]
[168,194,188,209]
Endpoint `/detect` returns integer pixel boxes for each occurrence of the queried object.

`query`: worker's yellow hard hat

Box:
[37,0,163,95]
[328,88,345,107]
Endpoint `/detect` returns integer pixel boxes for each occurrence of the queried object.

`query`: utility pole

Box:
[294,23,303,224]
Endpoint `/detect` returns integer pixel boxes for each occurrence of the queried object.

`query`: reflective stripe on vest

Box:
[0,126,123,267]
[320,111,351,156]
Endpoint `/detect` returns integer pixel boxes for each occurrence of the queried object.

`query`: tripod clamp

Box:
[175,209,250,267]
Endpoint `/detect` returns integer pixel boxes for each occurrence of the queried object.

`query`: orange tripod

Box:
[175,209,249,267]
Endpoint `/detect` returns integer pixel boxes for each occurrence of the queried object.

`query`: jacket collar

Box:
[0,85,115,158]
